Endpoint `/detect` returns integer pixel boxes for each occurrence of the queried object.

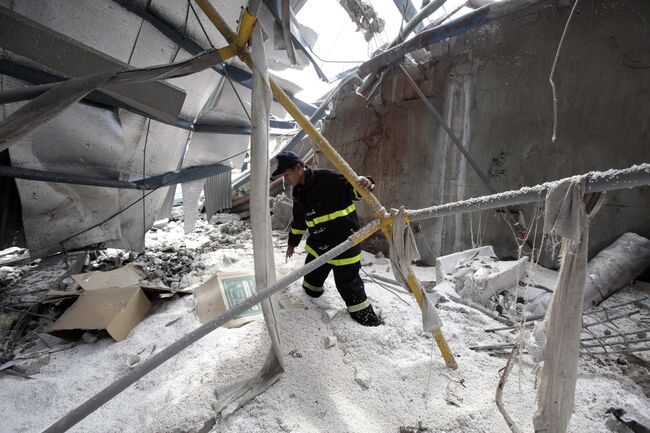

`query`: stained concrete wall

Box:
[320,0,650,265]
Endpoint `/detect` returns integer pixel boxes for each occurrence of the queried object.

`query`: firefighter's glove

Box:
[357,176,375,191]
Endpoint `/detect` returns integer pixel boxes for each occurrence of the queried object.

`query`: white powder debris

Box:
[1,220,648,433]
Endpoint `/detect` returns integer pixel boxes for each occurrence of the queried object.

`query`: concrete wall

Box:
[320,0,650,265]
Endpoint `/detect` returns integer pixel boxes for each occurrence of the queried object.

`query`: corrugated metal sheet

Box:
[204,169,232,219]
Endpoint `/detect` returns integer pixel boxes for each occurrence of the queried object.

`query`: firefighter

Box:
[273,151,382,326]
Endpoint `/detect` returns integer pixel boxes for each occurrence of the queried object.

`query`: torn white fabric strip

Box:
[213,22,284,417]
[534,177,604,433]
[389,207,442,331]
[181,180,204,234]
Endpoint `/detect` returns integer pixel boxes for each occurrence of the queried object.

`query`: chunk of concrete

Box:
[271,193,294,230]
[435,246,495,283]
[458,256,528,306]
[354,367,372,389]
[324,335,338,348]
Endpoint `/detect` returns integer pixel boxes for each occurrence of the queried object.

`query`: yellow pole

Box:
[193,0,457,370]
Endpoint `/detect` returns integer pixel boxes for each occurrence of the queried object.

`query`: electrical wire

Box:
[172,2,192,62]
[127,18,145,65]
[550,0,580,143]
[59,147,250,248]
[222,64,252,122]
[188,0,215,48]
[360,267,410,305]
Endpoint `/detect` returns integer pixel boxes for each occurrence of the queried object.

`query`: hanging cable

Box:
[360,267,410,305]
[223,64,252,122]
[127,18,145,65]
[549,0,580,143]
[59,147,250,248]
[188,0,215,48]
[172,2,192,62]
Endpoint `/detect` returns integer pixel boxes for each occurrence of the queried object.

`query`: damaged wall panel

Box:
[321,0,650,264]
[105,111,190,252]
[0,0,254,256]
[7,100,126,256]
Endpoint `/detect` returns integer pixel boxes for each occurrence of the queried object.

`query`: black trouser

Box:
[302,251,370,313]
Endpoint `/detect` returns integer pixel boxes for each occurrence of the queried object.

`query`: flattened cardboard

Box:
[42,290,81,304]
[48,286,151,341]
[72,263,176,298]
[72,263,145,291]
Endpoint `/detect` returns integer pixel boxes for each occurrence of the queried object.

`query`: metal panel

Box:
[0,161,233,189]
[111,0,317,115]
[0,6,186,124]
[204,169,232,219]
[107,110,189,252]
[0,58,195,130]
[8,102,125,257]
[12,0,142,63]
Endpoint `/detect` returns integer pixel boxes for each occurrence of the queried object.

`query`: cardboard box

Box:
[48,286,151,341]
[195,272,263,328]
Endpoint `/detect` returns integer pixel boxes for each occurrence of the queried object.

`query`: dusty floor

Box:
[1,216,649,433]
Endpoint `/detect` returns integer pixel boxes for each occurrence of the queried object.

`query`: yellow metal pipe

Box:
[194,0,237,43]
[218,44,238,61]
[193,1,384,218]
[268,82,387,219]
[193,0,457,371]
[236,9,257,49]
[434,330,458,370]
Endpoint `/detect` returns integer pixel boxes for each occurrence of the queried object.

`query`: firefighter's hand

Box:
[286,244,295,262]
[358,176,375,191]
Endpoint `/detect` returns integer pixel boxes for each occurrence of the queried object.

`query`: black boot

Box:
[349,305,382,326]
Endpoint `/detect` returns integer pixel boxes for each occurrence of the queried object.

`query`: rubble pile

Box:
[0,265,28,289]
[82,211,252,288]
[0,211,254,366]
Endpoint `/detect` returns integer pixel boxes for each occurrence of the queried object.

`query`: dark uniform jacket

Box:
[288,167,369,264]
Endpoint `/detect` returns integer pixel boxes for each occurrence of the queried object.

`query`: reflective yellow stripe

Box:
[305,203,356,228]
[302,281,323,292]
[353,189,362,200]
[305,244,361,266]
[291,227,306,235]
[348,299,370,313]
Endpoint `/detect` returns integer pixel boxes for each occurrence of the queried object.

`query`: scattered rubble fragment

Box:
[399,424,431,433]
[354,366,372,388]
[606,407,650,433]
[324,335,337,348]
[271,193,293,230]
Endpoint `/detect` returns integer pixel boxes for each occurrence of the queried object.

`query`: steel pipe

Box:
[406,164,650,222]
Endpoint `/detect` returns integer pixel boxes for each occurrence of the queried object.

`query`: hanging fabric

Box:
[533,177,605,433]
[389,207,442,332]
[213,21,284,416]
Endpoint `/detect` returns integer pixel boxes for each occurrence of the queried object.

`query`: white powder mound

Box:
[1,224,648,433]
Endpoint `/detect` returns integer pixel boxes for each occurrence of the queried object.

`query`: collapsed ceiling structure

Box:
[1,0,649,432]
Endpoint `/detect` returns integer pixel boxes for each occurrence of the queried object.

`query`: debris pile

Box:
[0,211,253,367]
